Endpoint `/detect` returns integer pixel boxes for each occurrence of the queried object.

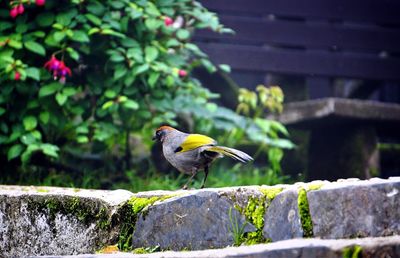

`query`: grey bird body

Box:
[153,126,253,189]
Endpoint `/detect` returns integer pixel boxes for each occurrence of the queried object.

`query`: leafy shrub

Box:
[0,0,293,189]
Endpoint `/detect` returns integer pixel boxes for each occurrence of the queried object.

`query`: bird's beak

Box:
[152,135,157,141]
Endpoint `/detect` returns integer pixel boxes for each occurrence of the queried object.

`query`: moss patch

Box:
[232,187,284,245]
[342,245,362,258]
[297,188,313,237]
[27,195,111,230]
[259,186,283,201]
[305,182,324,191]
[117,195,176,252]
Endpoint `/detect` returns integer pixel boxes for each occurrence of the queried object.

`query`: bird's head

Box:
[152,125,175,143]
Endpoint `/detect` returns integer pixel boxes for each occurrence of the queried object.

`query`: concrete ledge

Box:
[34,236,400,258]
[267,98,400,129]
[1,178,400,257]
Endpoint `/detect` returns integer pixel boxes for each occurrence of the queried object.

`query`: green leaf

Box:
[102,100,114,109]
[77,135,89,143]
[8,39,22,49]
[105,89,117,98]
[0,107,5,116]
[148,72,160,87]
[53,31,66,42]
[71,30,90,42]
[145,2,161,16]
[23,116,37,131]
[133,63,149,75]
[121,38,140,48]
[20,133,38,145]
[145,19,162,30]
[219,64,231,73]
[63,87,77,96]
[40,143,59,158]
[176,29,190,40]
[39,111,50,124]
[56,8,78,26]
[85,13,102,26]
[39,82,62,97]
[110,52,125,62]
[127,47,143,63]
[56,92,68,105]
[123,99,139,110]
[114,66,127,80]
[0,22,13,31]
[36,13,55,27]
[66,47,80,61]
[25,67,41,81]
[8,144,24,161]
[87,2,106,16]
[145,46,158,63]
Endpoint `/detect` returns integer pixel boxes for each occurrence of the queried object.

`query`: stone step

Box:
[34,235,400,258]
[1,177,399,257]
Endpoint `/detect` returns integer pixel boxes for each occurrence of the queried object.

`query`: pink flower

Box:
[178,69,187,77]
[44,55,72,82]
[17,4,24,15]
[44,55,61,71]
[164,16,174,26]
[35,0,46,6]
[10,7,18,18]
[14,71,21,81]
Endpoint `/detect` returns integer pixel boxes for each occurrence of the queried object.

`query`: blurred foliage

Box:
[0,0,294,191]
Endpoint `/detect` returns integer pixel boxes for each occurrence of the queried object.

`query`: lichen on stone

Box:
[297,188,313,237]
[342,245,362,258]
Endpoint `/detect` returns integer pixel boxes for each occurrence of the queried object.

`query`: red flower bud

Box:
[164,16,174,26]
[17,4,24,15]
[178,69,187,77]
[35,0,46,6]
[14,71,21,81]
[10,7,18,18]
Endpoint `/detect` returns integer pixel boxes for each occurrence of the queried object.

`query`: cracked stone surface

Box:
[0,185,133,258]
[263,188,303,241]
[132,190,256,250]
[308,177,400,238]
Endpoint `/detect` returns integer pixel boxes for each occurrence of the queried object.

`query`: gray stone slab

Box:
[0,185,133,258]
[32,235,400,258]
[132,190,256,250]
[263,189,303,241]
[308,177,400,238]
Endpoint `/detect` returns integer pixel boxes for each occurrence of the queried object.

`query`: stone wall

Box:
[0,177,399,257]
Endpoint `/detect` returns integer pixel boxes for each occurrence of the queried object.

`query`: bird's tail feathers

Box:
[206,146,253,163]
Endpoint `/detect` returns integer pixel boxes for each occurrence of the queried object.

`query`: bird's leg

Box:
[182,170,197,190]
[200,165,209,189]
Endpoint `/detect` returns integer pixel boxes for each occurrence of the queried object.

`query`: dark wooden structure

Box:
[195,0,400,180]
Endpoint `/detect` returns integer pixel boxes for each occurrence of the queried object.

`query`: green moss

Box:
[342,245,362,258]
[297,188,313,237]
[259,186,283,201]
[118,195,176,252]
[243,197,265,230]
[306,183,324,191]
[27,196,111,231]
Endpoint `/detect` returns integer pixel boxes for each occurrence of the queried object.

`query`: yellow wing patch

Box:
[178,134,216,153]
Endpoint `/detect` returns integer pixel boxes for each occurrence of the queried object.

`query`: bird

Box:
[153,125,253,189]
